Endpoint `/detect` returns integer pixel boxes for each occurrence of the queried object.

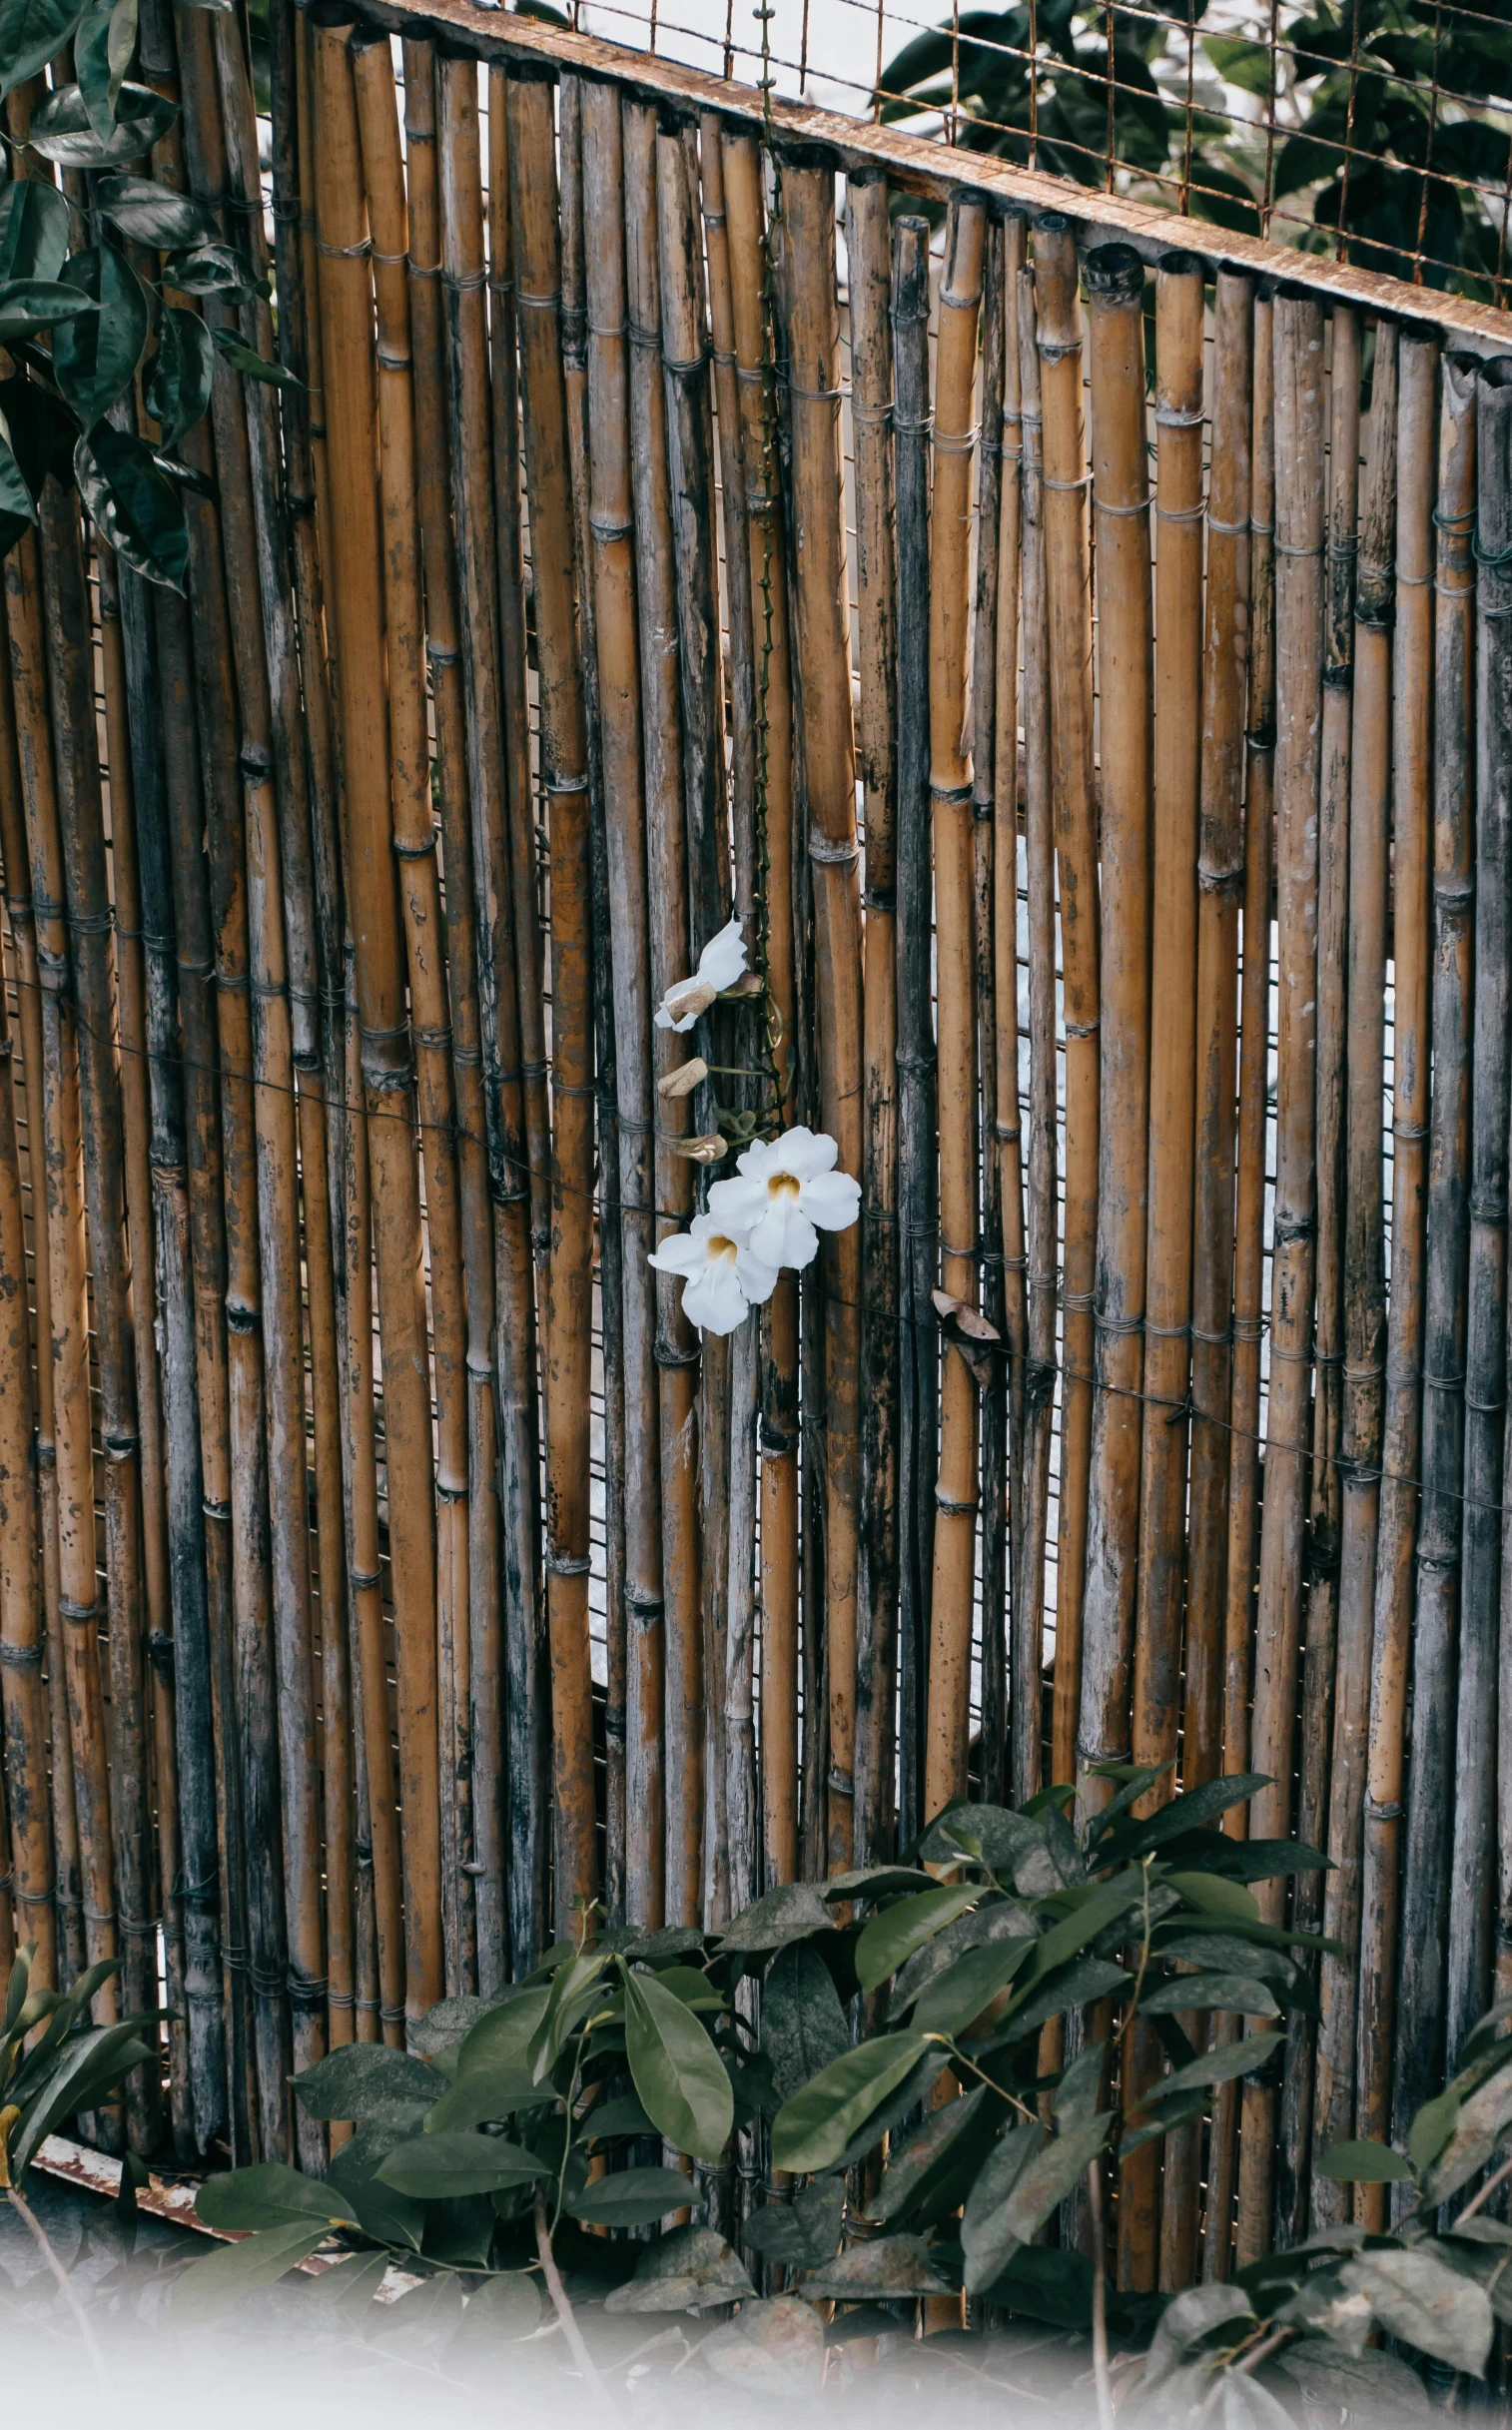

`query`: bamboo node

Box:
[1207,513,1251,537]
[932,426,980,456]
[1154,404,1205,427]
[1096,490,1151,520]
[515,287,562,313]
[935,1487,980,1514]
[544,1547,591,1578]
[315,231,373,260]
[1043,470,1093,493]
[0,1642,42,1671]
[808,833,860,866]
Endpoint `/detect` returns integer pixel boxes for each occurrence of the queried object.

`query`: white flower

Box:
[706,1126,862,1272]
[647,1212,778,1335]
[654,918,748,1032]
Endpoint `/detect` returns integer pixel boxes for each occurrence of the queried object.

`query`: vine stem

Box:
[7,2182,108,2384]
[534,2189,622,2419]
[1087,2154,1115,2430]
[1452,2147,1512,2227]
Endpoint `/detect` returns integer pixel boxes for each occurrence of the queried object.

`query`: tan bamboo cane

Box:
[1016,266,1056,1810]
[0,579,77,1992]
[433,50,544,1975]
[1186,274,1254,1796]
[844,167,899,1861]
[314,19,443,2025]
[97,550,181,2141]
[776,153,864,1873]
[1034,217,1098,1792]
[1276,303,1359,2240]
[972,212,1009,1808]
[1394,354,1477,2144]
[1356,330,1436,2221]
[702,112,761,1910]
[1451,359,1511,2055]
[1237,289,1327,2258]
[1207,290,1275,2280]
[722,126,798,1884]
[623,100,698,1920]
[352,25,475,2001]
[581,81,663,1930]
[0,692,52,1989]
[922,190,987,1819]
[990,211,1029,1810]
[485,69,551,1303]
[507,67,600,1930]
[1079,246,1152,1841]
[1311,320,1398,2226]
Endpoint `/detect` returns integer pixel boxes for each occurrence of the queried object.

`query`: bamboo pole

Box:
[314,19,443,2026]
[1356,328,1437,2224]
[723,127,798,1884]
[1394,355,1477,2139]
[781,151,864,1872]
[973,210,1009,1808]
[922,190,987,1819]
[434,50,544,1977]
[891,211,933,1844]
[843,167,899,1863]
[1015,265,1056,1811]
[1186,275,1253,1796]
[1079,245,1152,1834]
[353,26,475,2002]
[1034,216,1099,1793]
[1206,289,1275,2281]
[508,67,600,1931]
[582,79,663,1929]
[702,111,761,1910]
[1450,356,1510,2054]
[1311,320,1398,2226]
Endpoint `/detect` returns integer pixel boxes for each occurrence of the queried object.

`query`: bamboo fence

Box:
[1,0,1511,2282]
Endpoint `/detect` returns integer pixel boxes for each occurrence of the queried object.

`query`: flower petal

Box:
[799,1171,862,1231]
[749,1202,819,1272]
[696,917,748,993]
[707,1176,769,1233]
[647,1231,704,1277]
[772,1125,835,1181]
[734,1243,780,1305]
[682,1259,751,1335]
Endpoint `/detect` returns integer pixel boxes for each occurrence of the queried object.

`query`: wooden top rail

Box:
[341,0,1512,357]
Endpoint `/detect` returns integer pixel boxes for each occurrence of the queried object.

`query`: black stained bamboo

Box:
[1395,353,1477,2143]
[1488,364,1512,2021]
[844,166,899,1867]
[1450,355,1511,2058]
[1358,328,1437,2230]
[892,211,933,1849]
[1311,322,1398,2226]
[1015,262,1056,1814]
[925,189,986,1823]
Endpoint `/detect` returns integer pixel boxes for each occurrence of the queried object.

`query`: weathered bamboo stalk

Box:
[1357,326,1437,2226]
[973,210,1009,1807]
[844,167,899,1863]
[723,126,798,1884]
[1015,264,1056,1811]
[314,18,443,2025]
[891,210,934,1843]
[1311,319,1398,2224]
[583,79,663,1929]
[782,152,864,1874]
[433,47,543,1977]
[1488,363,1512,2018]
[1450,356,1510,2055]
[1035,216,1099,1792]
[1395,354,1476,2140]
[1080,244,1152,1838]
[508,67,600,1930]
[924,190,987,1820]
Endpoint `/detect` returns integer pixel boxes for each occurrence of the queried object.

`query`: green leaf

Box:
[740,2177,844,2266]
[719,1880,833,1954]
[74,0,136,143]
[1407,2084,1462,2174]
[210,324,303,390]
[803,2233,956,2301]
[602,2223,755,2315]
[1457,1997,1512,2072]
[700,2294,824,2395]
[821,1865,936,1902]
[174,2220,331,2326]
[3,1946,29,2035]
[1098,1774,1268,1866]
[161,240,259,299]
[1277,2338,1430,2423]
[855,1886,979,1994]
[761,1941,850,2099]
[423,2058,547,2134]
[1138,1972,1280,2019]
[564,2165,693,2226]
[770,2032,931,2175]
[0,416,35,551]
[989,1957,1134,2047]
[1023,1869,1145,1980]
[1118,2091,1210,2159]
[24,79,177,165]
[0,377,76,509]
[869,2081,992,2225]
[584,2090,655,2143]
[979,2243,1099,2330]
[526,1949,604,2079]
[1143,2281,1258,2390]
[1420,2063,1512,2206]
[9,2021,154,2177]
[623,1967,733,2162]
[377,2129,542,2199]
[454,1983,549,2078]
[290,2042,437,2124]
[327,2122,425,2253]
[95,174,221,254]
[52,246,147,430]
[0,280,101,344]
[0,181,70,284]
[76,424,188,591]
[909,1932,1037,2036]
[960,2118,1043,2290]
[1140,2031,1283,2106]
[964,2113,1112,2289]
[0,0,88,96]
[196,2161,360,2233]
[1202,32,1275,99]
[1166,1872,1261,1921]
[1340,2248,1495,2376]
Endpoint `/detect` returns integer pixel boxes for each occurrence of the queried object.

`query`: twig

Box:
[534,2190,622,2420]
[1452,2148,1512,2228]
[7,2182,108,2385]
[1087,2154,1115,2430]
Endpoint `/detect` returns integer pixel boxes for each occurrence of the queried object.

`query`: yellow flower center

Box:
[706,1234,739,1262]
[768,1172,803,1203]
